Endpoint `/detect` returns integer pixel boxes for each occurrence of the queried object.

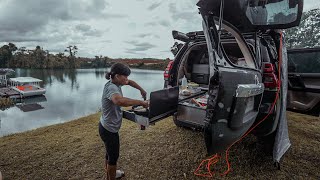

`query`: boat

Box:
[9,77,46,97]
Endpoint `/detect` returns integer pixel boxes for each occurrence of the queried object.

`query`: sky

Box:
[0,0,319,59]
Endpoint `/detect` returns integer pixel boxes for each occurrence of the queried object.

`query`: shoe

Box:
[116,170,125,179]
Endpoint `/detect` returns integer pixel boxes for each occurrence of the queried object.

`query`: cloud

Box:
[0,0,109,33]
[144,22,158,26]
[125,41,157,52]
[159,20,171,27]
[168,3,177,14]
[0,37,45,43]
[125,40,139,44]
[103,13,128,19]
[128,23,137,28]
[168,1,200,24]
[144,20,171,27]
[0,0,121,43]
[137,33,152,38]
[99,40,112,43]
[148,2,162,11]
[86,0,110,13]
[0,30,46,42]
[172,12,198,21]
[304,0,320,11]
[160,50,170,53]
[75,24,103,37]
[127,46,153,52]
[75,24,91,32]
[47,48,67,53]
[136,33,160,39]
[83,30,103,37]
[125,50,147,56]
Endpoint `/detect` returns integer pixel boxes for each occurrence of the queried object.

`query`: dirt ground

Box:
[0,112,319,179]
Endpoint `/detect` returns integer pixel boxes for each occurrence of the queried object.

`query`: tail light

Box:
[164,60,174,79]
[263,63,278,89]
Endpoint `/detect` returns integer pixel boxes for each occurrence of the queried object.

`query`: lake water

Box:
[0,68,164,137]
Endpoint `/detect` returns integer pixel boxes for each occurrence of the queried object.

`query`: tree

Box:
[45,50,50,69]
[33,46,46,68]
[0,43,17,67]
[65,45,78,57]
[8,43,17,53]
[65,45,78,68]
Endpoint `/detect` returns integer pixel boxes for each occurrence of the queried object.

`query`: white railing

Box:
[0,75,7,86]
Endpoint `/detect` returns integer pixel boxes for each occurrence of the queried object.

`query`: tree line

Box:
[0,43,80,68]
[0,43,169,69]
[0,43,150,69]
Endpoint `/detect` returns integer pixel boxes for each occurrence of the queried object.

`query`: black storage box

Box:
[191,64,209,84]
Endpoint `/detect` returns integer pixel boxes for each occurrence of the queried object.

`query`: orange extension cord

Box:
[195,32,283,178]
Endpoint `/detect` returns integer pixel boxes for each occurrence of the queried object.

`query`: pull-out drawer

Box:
[175,104,206,127]
[175,93,208,127]
[122,86,179,127]
[123,108,177,127]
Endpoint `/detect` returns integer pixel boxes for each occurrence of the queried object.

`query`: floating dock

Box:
[0,69,46,99]
[0,87,21,99]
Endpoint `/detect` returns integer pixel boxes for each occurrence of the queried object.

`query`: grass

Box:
[0,98,13,109]
[0,112,319,179]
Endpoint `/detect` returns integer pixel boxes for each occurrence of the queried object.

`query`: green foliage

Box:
[0,43,81,69]
[0,43,168,69]
[65,45,78,68]
[0,43,17,67]
[286,8,320,49]
[137,62,144,67]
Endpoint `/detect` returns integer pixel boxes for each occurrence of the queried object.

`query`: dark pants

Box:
[99,122,120,166]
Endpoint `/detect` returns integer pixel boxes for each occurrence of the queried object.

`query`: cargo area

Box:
[174,43,209,127]
[174,41,247,127]
[123,39,255,128]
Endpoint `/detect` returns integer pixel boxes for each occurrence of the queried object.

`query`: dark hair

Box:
[105,63,131,80]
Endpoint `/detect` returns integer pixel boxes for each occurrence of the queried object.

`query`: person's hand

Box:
[141,100,149,108]
[140,89,147,100]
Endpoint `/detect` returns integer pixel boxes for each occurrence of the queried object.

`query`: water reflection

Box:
[15,96,47,112]
[0,68,164,137]
[1,95,47,112]
[13,68,80,90]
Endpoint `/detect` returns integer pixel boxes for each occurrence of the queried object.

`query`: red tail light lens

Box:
[263,63,278,88]
[263,63,274,73]
[166,60,174,69]
[164,60,174,79]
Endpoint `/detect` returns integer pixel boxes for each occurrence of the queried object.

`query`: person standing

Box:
[99,63,148,180]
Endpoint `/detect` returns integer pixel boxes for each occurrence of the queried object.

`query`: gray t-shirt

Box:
[100,81,123,133]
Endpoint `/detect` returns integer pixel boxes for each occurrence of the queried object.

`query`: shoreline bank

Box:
[0,112,319,179]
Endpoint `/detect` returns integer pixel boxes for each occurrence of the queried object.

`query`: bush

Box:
[0,98,13,108]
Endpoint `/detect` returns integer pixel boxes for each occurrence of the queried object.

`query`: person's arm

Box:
[127,79,147,100]
[111,93,148,108]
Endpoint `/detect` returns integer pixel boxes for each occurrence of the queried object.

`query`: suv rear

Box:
[164,29,283,152]
[124,0,307,157]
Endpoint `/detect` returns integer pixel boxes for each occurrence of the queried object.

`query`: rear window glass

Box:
[222,42,249,68]
[288,50,320,73]
[246,0,299,25]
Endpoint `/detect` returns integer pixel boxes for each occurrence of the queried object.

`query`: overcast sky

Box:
[0,0,319,59]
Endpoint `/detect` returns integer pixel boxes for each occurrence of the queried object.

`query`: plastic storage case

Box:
[191,64,209,84]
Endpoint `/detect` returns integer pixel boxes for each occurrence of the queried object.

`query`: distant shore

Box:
[5,62,168,71]
[0,111,319,179]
